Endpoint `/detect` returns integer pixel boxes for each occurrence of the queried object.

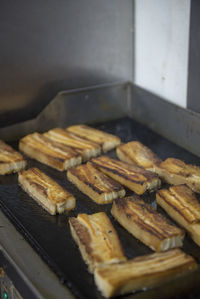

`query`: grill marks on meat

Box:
[67,162,125,204]
[0,140,26,174]
[44,128,101,161]
[111,196,184,251]
[66,124,121,152]
[158,158,200,193]
[18,167,76,215]
[94,249,197,298]
[116,140,200,195]
[18,125,120,170]
[91,156,161,194]
[156,185,200,246]
[19,133,82,171]
[69,212,126,273]
[117,141,161,171]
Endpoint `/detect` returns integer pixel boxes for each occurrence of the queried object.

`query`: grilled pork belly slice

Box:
[116,141,161,172]
[69,212,126,273]
[44,128,101,161]
[66,124,121,152]
[156,185,200,246]
[19,133,82,171]
[158,158,200,193]
[94,249,197,298]
[91,156,161,195]
[0,140,26,175]
[117,142,200,194]
[67,162,125,204]
[111,197,184,251]
[18,168,76,215]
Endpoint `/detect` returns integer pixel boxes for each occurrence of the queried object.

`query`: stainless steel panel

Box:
[130,84,200,158]
[0,0,133,127]
[0,82,130,141]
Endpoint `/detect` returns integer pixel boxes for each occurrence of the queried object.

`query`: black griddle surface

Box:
[1,117,200,299]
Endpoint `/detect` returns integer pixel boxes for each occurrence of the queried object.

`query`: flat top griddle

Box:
[0,117,200,299]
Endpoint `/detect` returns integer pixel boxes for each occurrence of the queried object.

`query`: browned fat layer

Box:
[118,143,161,167]
[98,249,197,275]
[14,157,24,162]
[69,217,93,255]
[70,172,104,195]
[160,159,189,177]
[70,166,122,194]
[49,155,65,163]
[123,164,156,180]
[157,191,191,223]
[69,168,104,194]
[39,135,79,156]
[0,160,8,163]
[0,156,23,163]
[116,152,157,173]
[119,147,139,164]
[22,141,65,163]
[114,197,130,210]
[92,162,145,185]
[178,171,190,178]
[70,130,104,145]
[25,180,48,197]
[138,169,158,180]
[41,136,67,151]
[103,257,196,280]
[25,168,49,184]
[137,259,197,279]
[29,167,44,178]
[126,213,171,240]
[35,151,65,163]
[103,176,123,191]
[71,148,83,154]
[134,217,173,240]
[85,181,104,194]
[115,197,180,239]
[120,249,178,264]
[170,187,200,223]
[0,141,15,153]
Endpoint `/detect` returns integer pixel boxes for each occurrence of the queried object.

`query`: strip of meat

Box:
[91,156,161,195]
[67,124,121,152]
[156,184,200,246]
[18,167,76,215]
[0,140,26,175]
[19,133,82,171]
[67,162,125,204]
[69,212,126,273]
[111,196,185,251]
[44,128,101,161]
[158,158,200,193]
[94,249,197,298]
[117,141,161,171]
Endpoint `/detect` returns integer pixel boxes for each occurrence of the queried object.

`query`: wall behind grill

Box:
[0,0,133,127]
[133,0,191,108]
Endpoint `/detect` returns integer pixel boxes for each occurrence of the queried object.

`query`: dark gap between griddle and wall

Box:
[0,117,200,299]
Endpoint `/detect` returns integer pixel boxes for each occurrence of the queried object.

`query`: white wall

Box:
[133,0,191,108]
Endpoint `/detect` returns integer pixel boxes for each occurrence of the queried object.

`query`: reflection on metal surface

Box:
[0,82,130,142]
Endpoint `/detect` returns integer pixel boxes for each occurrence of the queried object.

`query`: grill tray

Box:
[0,117,200,299]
